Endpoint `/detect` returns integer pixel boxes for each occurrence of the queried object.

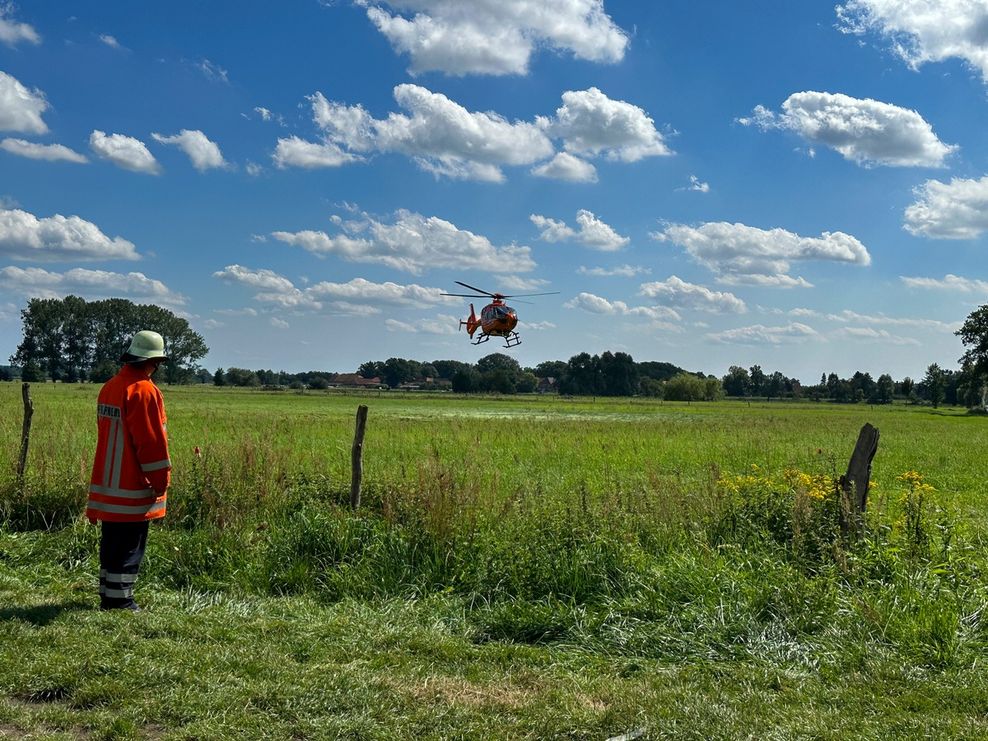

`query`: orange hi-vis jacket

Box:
[87,365,171,523]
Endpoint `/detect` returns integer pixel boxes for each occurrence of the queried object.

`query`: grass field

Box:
[1,383,987,739]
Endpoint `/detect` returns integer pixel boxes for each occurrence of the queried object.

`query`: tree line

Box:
[6,299,987,409]
[8,296,208,385]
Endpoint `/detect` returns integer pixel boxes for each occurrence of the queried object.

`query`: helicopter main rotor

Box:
[440,280,560,300]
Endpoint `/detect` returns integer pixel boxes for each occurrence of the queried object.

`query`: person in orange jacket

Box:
[88,330,171,611]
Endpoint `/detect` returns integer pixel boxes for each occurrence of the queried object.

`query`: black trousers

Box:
[99,520,149,609]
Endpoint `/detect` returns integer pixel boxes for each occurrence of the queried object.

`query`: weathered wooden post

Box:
[839,422,880,538]
[17,382,34,484]
[350,405,368,510]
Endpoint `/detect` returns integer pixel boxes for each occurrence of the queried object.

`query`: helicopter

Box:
[441,281,559,348]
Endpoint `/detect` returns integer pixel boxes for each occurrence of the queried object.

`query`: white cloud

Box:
[837,0,988,83]
[202,318,223,329]
[215,307,258,317]
[0,5,40,46]
[530,209,629,251]
[497,275,551,292]
[687,175,709,192]
[707,322,819,345]
[1,138,88,163]
[740,91,956,167]
[198,59,229,84]
[90,130,161,174]
[214,266,454,313]
[254,107,273,121]
[245,161,263,176]
[272,208,535,275]
[832,326,920,345]
[307,277,454,305]
[526,320,556,330]
[99,34,122,49]
[0,71,48,134]
[638,275,747,314]
[901,273,988,293]
[213,265,320,310]
[362,0,628,76]
[565,291,682,323]
[272,135,362,169]
[904,175,988,239]
[0,266,183,305]
[270,317,290,329]
[385,314,458,335]
[540,87,671,162]
[785,306,955,331]
[652,221,870,287]
[577,264,651,277]
[288,85,662,182]
[152,129,228,171]
[307,85,553,182]
[531,152,598,182]
[0,207,139,261]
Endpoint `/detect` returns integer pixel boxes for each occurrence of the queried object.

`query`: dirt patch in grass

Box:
[394,675,533,710]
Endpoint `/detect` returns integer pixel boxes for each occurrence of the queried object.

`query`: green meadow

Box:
[1,383,987,739]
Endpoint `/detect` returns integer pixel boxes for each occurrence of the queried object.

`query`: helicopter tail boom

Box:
[459,303,480,338]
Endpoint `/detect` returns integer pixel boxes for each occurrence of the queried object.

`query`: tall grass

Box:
[1,383,986,673]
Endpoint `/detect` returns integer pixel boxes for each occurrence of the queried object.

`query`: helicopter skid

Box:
[470,331,521,348]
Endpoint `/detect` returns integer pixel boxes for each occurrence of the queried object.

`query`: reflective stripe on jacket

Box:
[87,365,170,522]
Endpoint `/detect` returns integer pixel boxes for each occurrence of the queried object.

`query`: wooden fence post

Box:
[839,422,880,538]
[17,382,34,484]
[350,405,368,510]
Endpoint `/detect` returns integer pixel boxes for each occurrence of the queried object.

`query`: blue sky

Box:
[1,0,987,380]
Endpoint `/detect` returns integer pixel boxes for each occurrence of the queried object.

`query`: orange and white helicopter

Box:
[441,281,558,348]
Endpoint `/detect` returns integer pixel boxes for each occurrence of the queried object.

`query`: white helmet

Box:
[120,330,168,362]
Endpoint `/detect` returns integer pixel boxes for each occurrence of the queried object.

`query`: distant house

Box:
[537,377,557,394]
[332,374,386,389]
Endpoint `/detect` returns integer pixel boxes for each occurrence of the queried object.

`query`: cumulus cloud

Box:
[198,59,229,84]
[270,317,290,329]
[638,275,747,314]
[707,322,819,345]
[740,91,955,167]
[0,207,139,261]
[832,326,920,345]
[362,0,628,76]
[540,87,671,161]
[0,71,48,134]
[214,265,453,312]
[1,138,88,163]
[565,291,682,324]
[282,85,663,182]
[90,130,161,174]
[272,208,535,275]
[687,175,709,192]
[0,266,183,305]
[385,314,459,335]
[0,5,40,46]
[901,273,988,293]
[272,137,360,169]
[99,34,122,49]
[497,275,551,292]
[530,209,629,251]
[577,264,650,277]
[837,0,988,83]
[306,85,552,182]
[792,306,955,330]
[530,152,598,182]
[904,175,988,238]
[652,221,870,287]
[152,129,228,171]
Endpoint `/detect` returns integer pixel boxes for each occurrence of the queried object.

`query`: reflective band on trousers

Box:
[87,500,166,516]
[140,459,171,472]
[104,572,138,584]
[103,587,133,599]
[89,484,155,499]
